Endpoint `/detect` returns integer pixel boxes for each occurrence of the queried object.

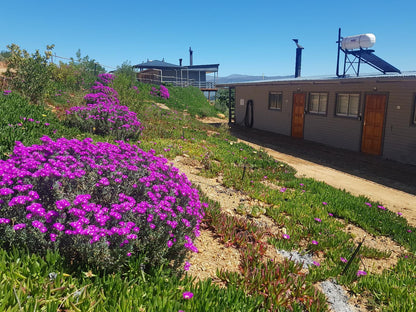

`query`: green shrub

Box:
[0,92,83,159]
[4,44,54,104]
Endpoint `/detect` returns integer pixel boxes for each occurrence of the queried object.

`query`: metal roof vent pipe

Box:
[189,47,193,66]
[179,58,183,66]
[293,39,304,78]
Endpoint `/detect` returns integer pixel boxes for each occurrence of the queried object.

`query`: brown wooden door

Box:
[361,94,387,155]
[292,93,305,138]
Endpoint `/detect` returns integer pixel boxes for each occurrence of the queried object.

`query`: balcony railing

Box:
[137,73,217,89]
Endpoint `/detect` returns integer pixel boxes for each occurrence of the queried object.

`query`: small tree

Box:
[115,61,136,82]
[5,44,54,104]
[215,87,235,113]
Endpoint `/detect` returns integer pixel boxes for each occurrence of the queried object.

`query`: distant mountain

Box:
[208,74,293,84]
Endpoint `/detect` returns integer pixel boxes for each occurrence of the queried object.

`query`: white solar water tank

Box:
[341,33,376,50]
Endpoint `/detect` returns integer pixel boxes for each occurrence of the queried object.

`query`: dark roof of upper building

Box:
[133,60,180,69]
[133,60,219,73]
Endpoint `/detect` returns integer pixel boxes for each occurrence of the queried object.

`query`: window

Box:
[308,92,328,115]
[269,92,282,110]
[336,93,360,117]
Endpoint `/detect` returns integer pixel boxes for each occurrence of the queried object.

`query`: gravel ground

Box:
[277,250,359,312]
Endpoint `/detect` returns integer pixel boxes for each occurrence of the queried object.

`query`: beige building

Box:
[220,74,416,165]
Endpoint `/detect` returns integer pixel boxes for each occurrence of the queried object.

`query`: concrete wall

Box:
[233,76,416,165]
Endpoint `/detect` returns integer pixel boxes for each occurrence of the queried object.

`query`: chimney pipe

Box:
[189,47,193,66]
[179,58,182,66]
[292,39,304,78]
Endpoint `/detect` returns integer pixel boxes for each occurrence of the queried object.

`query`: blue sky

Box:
[2,0,416,77]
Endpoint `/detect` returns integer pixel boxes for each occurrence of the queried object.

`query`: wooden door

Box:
[361,94,387,155]
[292,93,305,138]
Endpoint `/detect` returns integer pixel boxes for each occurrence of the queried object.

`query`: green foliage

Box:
[112,73,146,111]
[49,49,106,93]
[0,50,11,61]
[114,60,136,80]
[167,85,220,117]
[352,254,416,311]
[0,247,264,311]
[0,92,83,159]
[71,49,106,84]
[5,43,54,103]
[215,87,234,112]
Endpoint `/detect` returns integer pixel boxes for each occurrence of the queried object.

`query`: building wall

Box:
[378,80,416,164]
[234,76,416,165]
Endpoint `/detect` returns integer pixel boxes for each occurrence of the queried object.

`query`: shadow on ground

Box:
[228,124,416,195]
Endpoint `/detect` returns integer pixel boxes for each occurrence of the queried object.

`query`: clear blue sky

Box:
[2,0,416,77]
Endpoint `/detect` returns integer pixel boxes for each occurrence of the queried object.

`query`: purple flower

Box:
[365,202,372,207]
[0,188,14,196]
[184,261,191,271]
[50,233,57,241]
[55,199,71,210]
[279,187,287,193]
[13,223,26,231]
[397,212,403,216]
[322,202,328,205]
[378,205,386,210]
[314,218,322,223]
[340,257,348,263]
[53,223,65,231]
[282,234,290,240]
[357,270,367,276]
[313,261,320,266]
[182,291,193,299]
[311,240,318,245]
[328,213,334,217]
[3,90,11,96]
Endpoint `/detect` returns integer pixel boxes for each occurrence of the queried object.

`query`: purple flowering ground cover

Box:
[0,75,205,271]
[0,135,205,270]
[65,73,143,140]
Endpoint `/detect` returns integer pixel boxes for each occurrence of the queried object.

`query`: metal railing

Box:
[136,73,217,89]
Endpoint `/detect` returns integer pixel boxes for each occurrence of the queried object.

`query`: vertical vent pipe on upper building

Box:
[293,39,304,78]
[189,47,193,66]
[179,58,183,66]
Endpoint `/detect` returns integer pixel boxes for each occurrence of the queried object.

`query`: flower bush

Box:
[0,136,205,271]
[66,73,143,140]
[150,85,170,99]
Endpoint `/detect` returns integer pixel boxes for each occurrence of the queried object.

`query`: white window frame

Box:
[336,93,360,117]
[308,92,328,115]
[268,92,282,111]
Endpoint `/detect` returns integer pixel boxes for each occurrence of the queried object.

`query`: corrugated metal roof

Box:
[217,71,416,87]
